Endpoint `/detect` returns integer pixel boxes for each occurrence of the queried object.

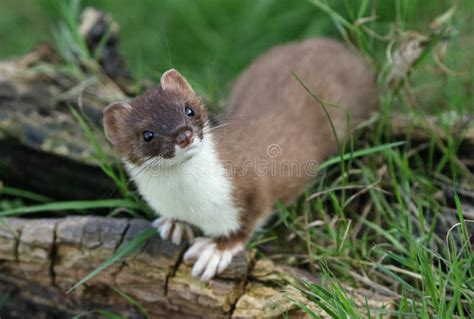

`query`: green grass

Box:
[0,0,473,318]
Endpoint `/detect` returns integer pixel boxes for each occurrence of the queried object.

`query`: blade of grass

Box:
[309,0,355,31]
[0,199,142,217]
[0,185,52,203]
[292,72,350,177]
[67,228,156,293]
[362,220,408,254]
[453,193,472,253]
[317,141,406,170]
[72,310,125,319]
[109,286,150,319]
[69,106,132,199]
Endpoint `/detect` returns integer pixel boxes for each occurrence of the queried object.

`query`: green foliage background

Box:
[2,0,471,105]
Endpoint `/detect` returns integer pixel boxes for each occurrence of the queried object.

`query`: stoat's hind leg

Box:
[151,217,195,245]
[183,237,244,281]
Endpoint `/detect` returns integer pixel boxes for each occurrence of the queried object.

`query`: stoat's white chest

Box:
[126,137,240,237]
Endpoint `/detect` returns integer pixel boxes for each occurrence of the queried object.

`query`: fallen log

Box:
[0,216,395,318]
[0,43,120,200]
[0,7,130,201]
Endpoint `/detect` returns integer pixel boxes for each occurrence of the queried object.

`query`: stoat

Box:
[103,38,378,281]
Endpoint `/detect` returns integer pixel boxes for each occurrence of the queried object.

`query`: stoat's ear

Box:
[160,69,195,96]
[103,102,132,145]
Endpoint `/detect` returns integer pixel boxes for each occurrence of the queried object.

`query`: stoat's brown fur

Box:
[213,38,377,248]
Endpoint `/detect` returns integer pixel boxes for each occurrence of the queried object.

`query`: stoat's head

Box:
[103,69,208,167]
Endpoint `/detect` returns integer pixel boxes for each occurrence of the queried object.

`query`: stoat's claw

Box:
[184,237,243,281]
[171,223,183,245]
[151,217,194,245]
[183,237,212,261]
[151,216,167,228]
[159,219,173,240]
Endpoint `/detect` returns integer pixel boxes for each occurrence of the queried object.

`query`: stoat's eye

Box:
[142,130,154,142]
[184,105,195,117]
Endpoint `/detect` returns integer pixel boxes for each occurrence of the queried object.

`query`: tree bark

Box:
[0,216,395,318]
[0,43,120,200]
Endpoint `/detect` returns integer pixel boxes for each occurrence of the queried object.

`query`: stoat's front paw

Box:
[151,217,194,245]
[183,237,244,281]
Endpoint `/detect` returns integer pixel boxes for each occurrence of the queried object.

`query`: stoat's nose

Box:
[175,129,194,148]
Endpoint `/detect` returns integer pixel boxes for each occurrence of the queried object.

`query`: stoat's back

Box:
[214,38,378,203]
